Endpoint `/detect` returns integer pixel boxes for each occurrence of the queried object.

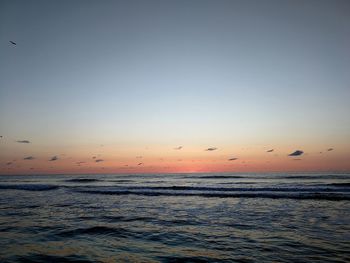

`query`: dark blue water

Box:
[0,173,349,262]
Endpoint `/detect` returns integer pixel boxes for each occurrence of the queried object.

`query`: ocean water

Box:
[0,173,349,262]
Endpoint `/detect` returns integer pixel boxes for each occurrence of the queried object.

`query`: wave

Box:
[75,185,350,193]
[56,226,133,238]
[65,178,102,183]
[75,189,350,200]
[191,175,245,179]
[13,254,95,263]
[0,184,59,191]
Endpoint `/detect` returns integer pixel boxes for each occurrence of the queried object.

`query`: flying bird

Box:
[9,41,16,46]
[174,146,183,150]
[288,150,304,156]
[266,149,274,152]
[228,157,238,161]
[327,148,334,152]
[17,140,30,143]
[49,156,58,161]
[138,162,143,166]
[95,159,104,163]
[23,156,35,160]
[6,162,13,166]
[205,147,217,151]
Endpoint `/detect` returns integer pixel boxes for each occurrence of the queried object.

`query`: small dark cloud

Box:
[288,150,304,156]
[92,156,96,159]
[205,147,217,151]
[0,135,3,138]
[17,140,30,143]
[228,157,238,161]
[49,156,58,161]
[174,146,183,150]
[23,156,35,160]
[138,162,143,166]
[267,149,274,152]
[327,148,334,152]
[95,159,104,163]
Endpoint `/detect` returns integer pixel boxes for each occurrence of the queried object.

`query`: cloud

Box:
[23,156,35,160]
[17,140,30,143]
[174,146,183,150]
[95,159,104,163]
[288,150,304,156]
[327,148,334,152]
[49,156,58,161]
[267,149,274,152]
[205,147,217,151]
[228,157,238,161]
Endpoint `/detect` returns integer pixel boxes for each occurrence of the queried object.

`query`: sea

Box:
[0,173,349,262]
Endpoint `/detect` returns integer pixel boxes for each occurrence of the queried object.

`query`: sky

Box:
[1,0,350,175]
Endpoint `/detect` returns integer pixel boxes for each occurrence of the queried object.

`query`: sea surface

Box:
[0,173,349,262]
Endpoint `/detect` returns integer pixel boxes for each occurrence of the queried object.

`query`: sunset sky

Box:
[1,0,349,174]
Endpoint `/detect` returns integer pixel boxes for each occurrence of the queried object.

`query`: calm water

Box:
[0,173,349,262]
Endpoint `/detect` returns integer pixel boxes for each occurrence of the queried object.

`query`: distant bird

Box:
[49,156,58,161]
[267,149,274,153]
[6,162,12,166]
[0,135,3,138]
[95,159,104,163]
[138,162,143,166]
[17,140,30,143]
[92,156,96,159]
[174,146,183,150]
[23,156,35,160]
[228,157,238,161]
[327,148,334,152]
[288,150,303,157]
[205,147,217,151]
[9,41,16,46]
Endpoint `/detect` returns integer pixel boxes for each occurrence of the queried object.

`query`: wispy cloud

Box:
[23,156,35,160]
[49,156,58,161]
[136,156,143,159]
[174,146,183,150]
[205,147,217,151]
[288,150,303,156]
[17,140,30,143]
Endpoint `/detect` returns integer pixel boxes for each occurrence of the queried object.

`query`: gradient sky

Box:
[1,0,350,174]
